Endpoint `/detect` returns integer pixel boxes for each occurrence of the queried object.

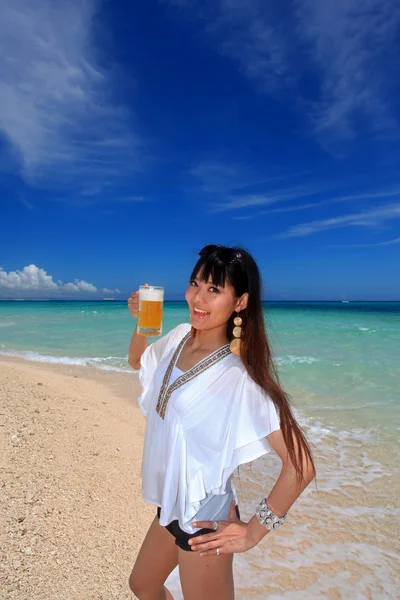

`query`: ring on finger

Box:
[212,521,218,531]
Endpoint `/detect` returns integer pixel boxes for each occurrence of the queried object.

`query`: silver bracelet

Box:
[255,497,287,530]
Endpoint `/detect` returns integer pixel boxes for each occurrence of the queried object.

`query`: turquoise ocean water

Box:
[1,300,399,434]
[1,300,399,597]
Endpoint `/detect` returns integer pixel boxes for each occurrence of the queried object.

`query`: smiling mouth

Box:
[193,307,210,317]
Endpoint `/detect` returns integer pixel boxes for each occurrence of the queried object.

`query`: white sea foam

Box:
[232,539,400,599]
[317,402,380,411]
[165,417,394,600]
[165,418,398,599]
[0,321,16,327]
[166,516,399,599]
[303,418,377,446]
[277,355,320,366]
[0,349,131,372]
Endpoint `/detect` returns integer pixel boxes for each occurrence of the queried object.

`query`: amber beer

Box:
[137,286,164,336]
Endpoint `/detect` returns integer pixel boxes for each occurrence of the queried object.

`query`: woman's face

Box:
[185,267,244,331]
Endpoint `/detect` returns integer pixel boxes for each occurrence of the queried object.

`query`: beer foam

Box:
[139,287,164,301]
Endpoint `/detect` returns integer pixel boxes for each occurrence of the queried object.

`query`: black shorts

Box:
[156,505,241,552]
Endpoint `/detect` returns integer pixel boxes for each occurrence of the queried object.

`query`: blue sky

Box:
[1,0,400,300]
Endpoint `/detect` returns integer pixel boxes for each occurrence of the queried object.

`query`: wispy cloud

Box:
[17,194,35,211]
[65,194,146,208]
[368,237,400,246]
[335,236,400,247]
[296,0,400,145]
[189,157,400,216]
[0,0,138,194]
[212,186,321,213]
[188,158,314,211]
[189,161,241,195]
[164,0,400,145]
[188,159,288,196]
[258,188,400,216]
[0,264,121,298]
[214,185,400,214]
[278,203,400,238]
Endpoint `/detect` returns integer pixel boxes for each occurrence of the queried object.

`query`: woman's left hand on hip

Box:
[189,501,258,556]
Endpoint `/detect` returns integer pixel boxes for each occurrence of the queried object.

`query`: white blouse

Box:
[138,322,280,533]
[168,366,236,527]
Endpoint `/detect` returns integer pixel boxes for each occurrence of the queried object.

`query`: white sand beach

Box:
[0,357,153,599]
[1,357,399,599]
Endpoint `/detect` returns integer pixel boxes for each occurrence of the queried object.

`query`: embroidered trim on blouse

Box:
[156,332,231,420]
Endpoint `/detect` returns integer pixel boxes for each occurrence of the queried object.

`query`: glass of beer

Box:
[137,285,164,336]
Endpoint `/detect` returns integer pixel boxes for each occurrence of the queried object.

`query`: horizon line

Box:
[0,299,399,303]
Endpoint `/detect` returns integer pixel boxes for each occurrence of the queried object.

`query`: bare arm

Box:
[127,285,148,370]
[188,427,316,556]
[246,429,316,544]
[128,326,148,370]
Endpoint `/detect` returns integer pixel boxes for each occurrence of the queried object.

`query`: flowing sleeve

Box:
[137,322,191,416]
[185,370,281,503]
[227,375,280,467]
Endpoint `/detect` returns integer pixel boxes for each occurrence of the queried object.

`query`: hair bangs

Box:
[190,254,230,289]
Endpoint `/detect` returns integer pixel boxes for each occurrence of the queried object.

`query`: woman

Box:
[127,245,315,600]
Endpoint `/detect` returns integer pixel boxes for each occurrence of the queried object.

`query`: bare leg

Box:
[179,547,234,600]
[129,515,178,600]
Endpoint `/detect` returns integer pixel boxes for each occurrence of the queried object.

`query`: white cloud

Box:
[0,264,120,298]
[164,0,400,144]
[62,280,97,293]
[0,0,138,191]
[101,287,121,294]
[0,265,58,292]
[278,203,400,238]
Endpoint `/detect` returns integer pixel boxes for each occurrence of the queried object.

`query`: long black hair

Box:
[190,245,315,483]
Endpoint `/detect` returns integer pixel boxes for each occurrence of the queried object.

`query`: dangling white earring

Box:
[230,311,243,356]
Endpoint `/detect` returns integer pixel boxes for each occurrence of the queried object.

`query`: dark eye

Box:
[189,280,219,293]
